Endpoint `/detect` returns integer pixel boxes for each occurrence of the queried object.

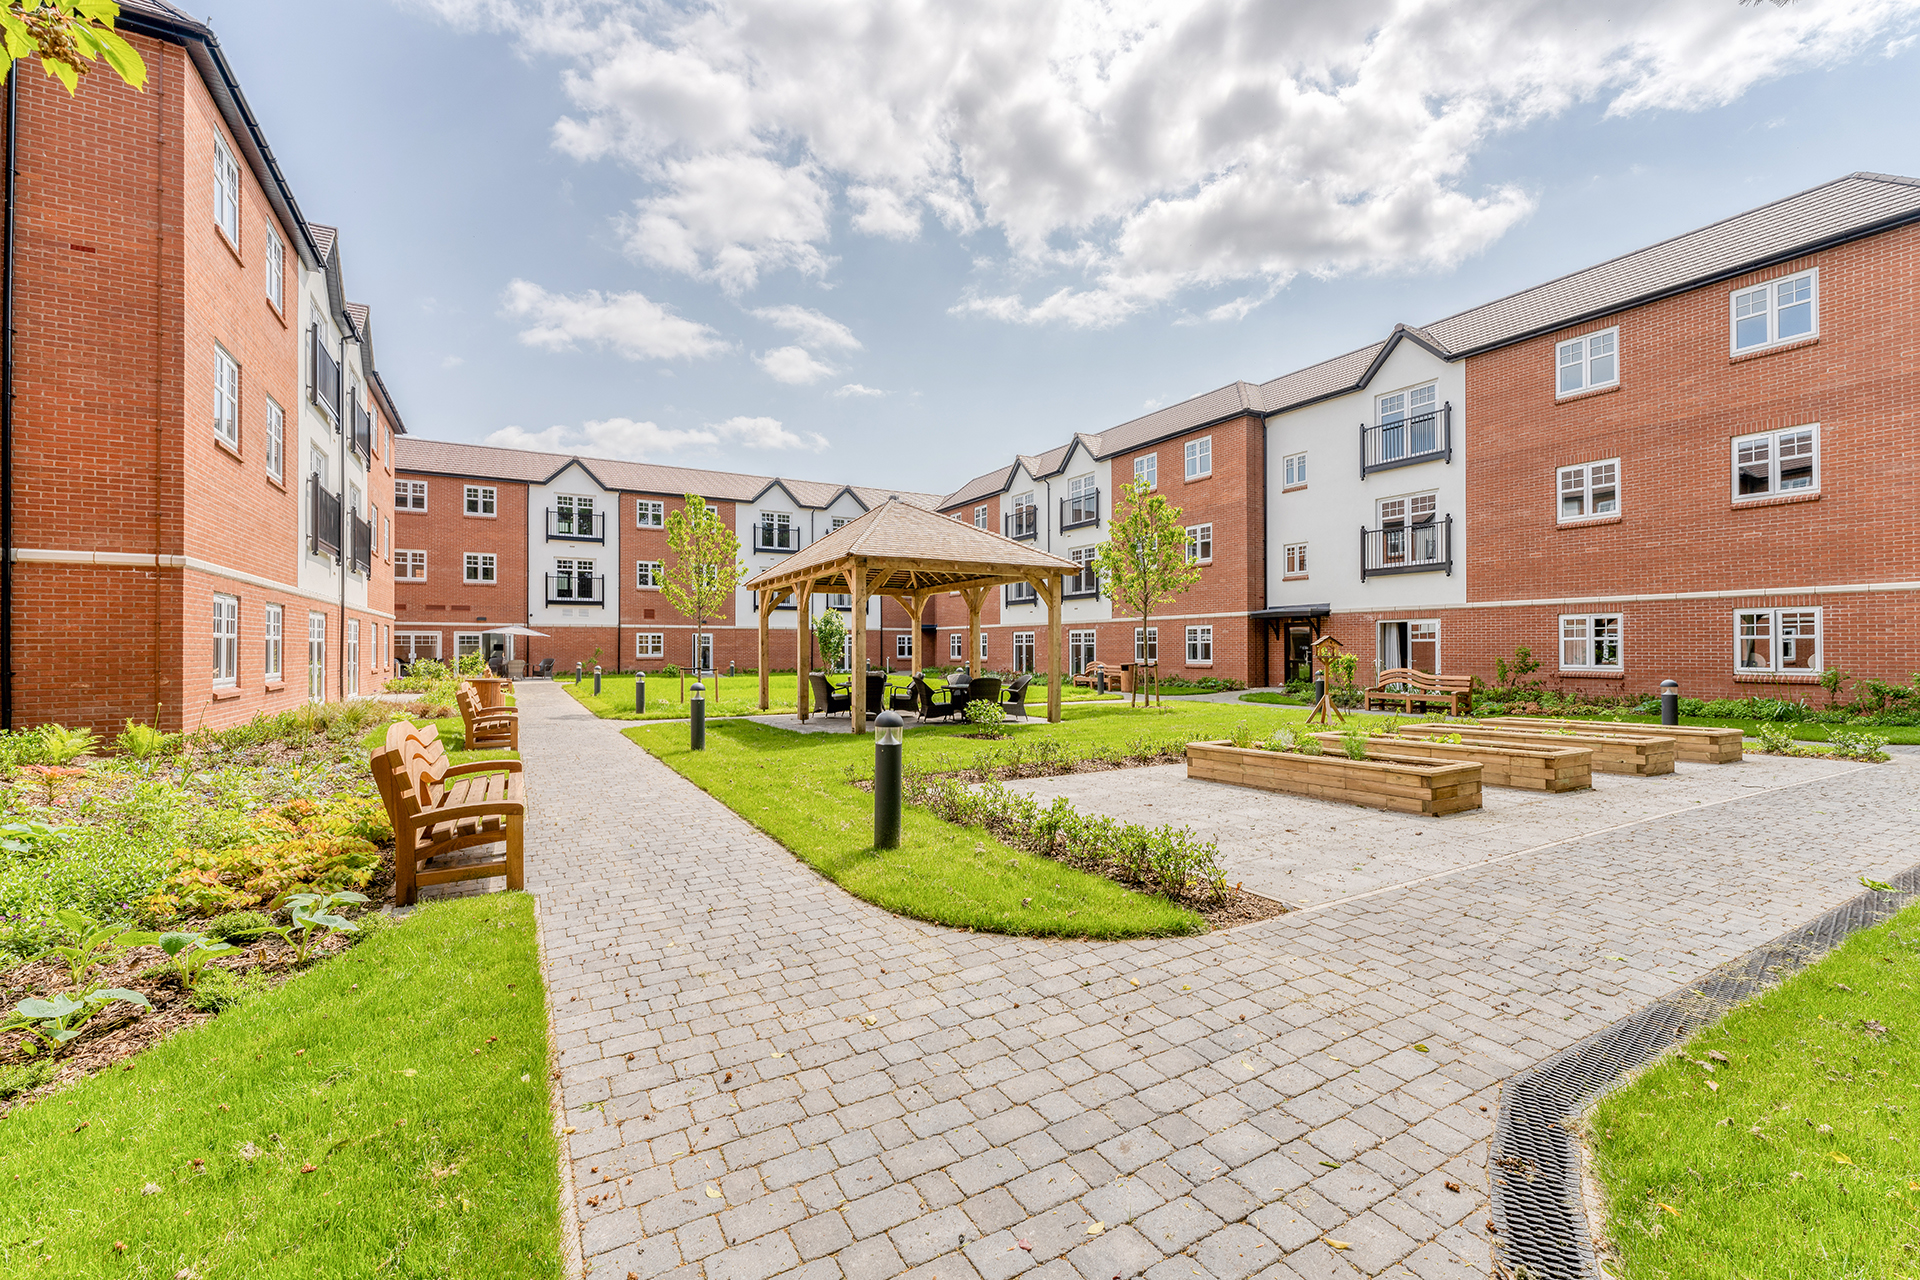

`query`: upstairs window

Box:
[973,504,988,528]
[213,346,240,449]
[1185,523,1213,563]
[1134,454,1157,489]
[264,396,284,482]
[265,229,284,311]
[464,485,496,516]
[636,560,662,588]
[396,480,427,510]
[635,499,664,528]
[1731,270,1817,354]
[1183,437,1211,480]
[1556,328,1618,396]
[1557,460,1619,521]
[395,550,426,580]
[1284,543,1308,576]
[463,553,496,583]
[213,137,240,245]
[1282,452,1306,488]
[1732,426,1818,500]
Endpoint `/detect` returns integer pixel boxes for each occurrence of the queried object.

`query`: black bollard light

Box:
[729,660,736,678]
[636,669,647,714]
[574,662,583,685]
[593,664,603,696]
[690,680,706,750]
[1661,679,1680,727]
[873,708,904,849]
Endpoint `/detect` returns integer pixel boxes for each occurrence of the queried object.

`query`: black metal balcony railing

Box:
[310,326,340,419]
[753,523,800,553]
[1060,492,1100,530]
[545,573,606,606]
[348,513,372,576]
[1360,515,1453,581]
[1360,403,1452,477]
[1005,507,1038,540]
[545,509,606,542]
[308,473,342,558]
[350,398,372,461]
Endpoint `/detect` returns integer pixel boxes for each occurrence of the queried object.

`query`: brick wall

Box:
[392,473,529,660]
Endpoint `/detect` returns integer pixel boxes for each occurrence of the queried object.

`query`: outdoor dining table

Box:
[465,676,513,709]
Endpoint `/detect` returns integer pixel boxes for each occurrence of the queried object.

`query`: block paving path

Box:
[513,683,1919,1279]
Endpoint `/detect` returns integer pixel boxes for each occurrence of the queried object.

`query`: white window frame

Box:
[1185,625,1213,665]
[1283,542,1308,577]
[635,499,665,528]
[396,550,426,580]
[980,631,989,662]
[974,505,988,529]
[1006,580,1037,606]
[397,480,427,511]
[463,553,496,584]
[691,632,713,673]
[263,603,282,682]
[1068,629,1096,676]
[1183,437,1212,481]
[455,632,484,659]
[636,560,663,589]
[1555,327,1619,397]
[212,594,238,687]
[1135,626,1158,664]
[636,632,664,660]
[213,345,240,449]
[213,136,240,245]
[370,503,381,555]
[264,227,284,312]
[1729,268,1818,355]
[1731,425,1819,502]
[307,612,326,703]
[1134,454,1157,489]
[263,396,283,483]
[1735,607,1821,675]
[1559,614,1622,672]
[464,485,497,517]
[1557,459,1621,523]
[396,632,441,663]
[1012,632,1035,674]
[345,619,360,698]
[1282,452,1306,488]
[950,633,964,661]
[1186,522,1213,564]
[896,633,912,660]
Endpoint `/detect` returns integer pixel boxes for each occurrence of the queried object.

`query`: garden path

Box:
[511,679,1919,1280]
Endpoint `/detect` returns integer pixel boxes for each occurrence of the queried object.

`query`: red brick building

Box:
[0,1,406,732]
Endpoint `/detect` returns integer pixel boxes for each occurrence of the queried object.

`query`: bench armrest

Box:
[442,758,523,778]
[407,799,525,830]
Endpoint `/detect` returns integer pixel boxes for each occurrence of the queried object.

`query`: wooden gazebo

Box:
[742,498,1081,732]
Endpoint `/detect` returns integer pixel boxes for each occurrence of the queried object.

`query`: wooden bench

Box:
[1396,722,1676,776]
[1364,668,1472,715]
[1488,716,1743,764]
[457,684,520,752]
[371,721,525,906]
[1071,661,1127,691]
[1310,733,1591,792]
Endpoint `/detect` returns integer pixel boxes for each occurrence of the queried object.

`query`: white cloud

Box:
[750,304,862,350]
[440,354,466,368]
[756,345,836,385]
[501,278,728,361]
[484,417,719,459]
[712,415,829,452]
[833,383,885,398]
[450,0,1920,324]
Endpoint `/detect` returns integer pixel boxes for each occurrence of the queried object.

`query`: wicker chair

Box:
[809,672,852,717]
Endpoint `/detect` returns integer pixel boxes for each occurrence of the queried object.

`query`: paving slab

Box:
[490,682,1917,1278]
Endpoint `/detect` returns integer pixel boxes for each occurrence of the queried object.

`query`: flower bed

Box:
[1308,731,1592,792]
[1396,722,1676,776]
[1185,739,1483,816]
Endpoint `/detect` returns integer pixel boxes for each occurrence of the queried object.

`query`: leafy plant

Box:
[1228,720,1255,749]
[153,930,236,989]
[32,909,143,988]
[0,817,67,857]
[1339,725,1370,760]
[1827,728,1890,762]
[0,1056,60,1100]
[115,719,182,759]
[1754,722,1796,754]
[1092,479,1203,708]
[812,608,849,675]
[267,890,370,964]
[1817,666,1851,706]
[0,1,149,96]
[205,909,274,944]
[188,966,268,1013]
[963,700,1007,731]
[1327,652,1361,710]
[33,723,97,764]
[3,987,149,1053]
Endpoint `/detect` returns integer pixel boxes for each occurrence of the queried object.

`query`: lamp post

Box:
[691,680,706,750]
[636,669,646,714]
[873,708,904,849]
[574,662,582,685]
[1661,679,1680,727]
[593,664,602,696]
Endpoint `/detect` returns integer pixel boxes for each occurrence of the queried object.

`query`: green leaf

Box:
[90,988,151,1010]
[17,996,81,1019]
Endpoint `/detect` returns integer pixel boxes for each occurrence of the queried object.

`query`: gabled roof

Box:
[743,497,1076,598]
[394,436,940,509]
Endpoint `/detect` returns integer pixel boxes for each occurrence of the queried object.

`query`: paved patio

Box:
[509,681,1918,1279]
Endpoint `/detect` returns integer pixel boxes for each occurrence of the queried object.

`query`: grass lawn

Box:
[625,699,1312,938]
[566,670,1122,720]
[1588,900,1920,1279]
[0,894,560,1279]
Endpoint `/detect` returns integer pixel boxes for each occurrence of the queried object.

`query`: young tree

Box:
[812,607,848,676]
[3,1,148,94]
[661,493,743,703]
[1093,479,1202,707]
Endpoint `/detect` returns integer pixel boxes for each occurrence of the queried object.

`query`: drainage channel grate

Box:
[1490,866,1920,1280]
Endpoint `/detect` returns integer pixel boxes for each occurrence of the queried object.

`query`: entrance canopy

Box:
[742,497,1078,731]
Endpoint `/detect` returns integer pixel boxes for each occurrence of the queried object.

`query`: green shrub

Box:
[115,720,184,759]
[205,909,274,944]
[1228,720,1255,749]
[0,1057,60,1100]
[188,966,269,1012]
[964,700,1007,729]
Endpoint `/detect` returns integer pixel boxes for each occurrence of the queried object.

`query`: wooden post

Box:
[796,582,812,721]
[757,586,773,711]
[1045,572,1063,724]
[850,563,868,734]
[964,586,985,676]
[904,594,925,677]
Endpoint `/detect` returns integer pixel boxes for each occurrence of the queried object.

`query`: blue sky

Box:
[212,0,1920,496]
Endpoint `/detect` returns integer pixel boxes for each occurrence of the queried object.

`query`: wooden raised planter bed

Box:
[1486,716,1743,764]
[1310,733,1591,792]
[1396,723,1676,776]
[1186,741,1482,816]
